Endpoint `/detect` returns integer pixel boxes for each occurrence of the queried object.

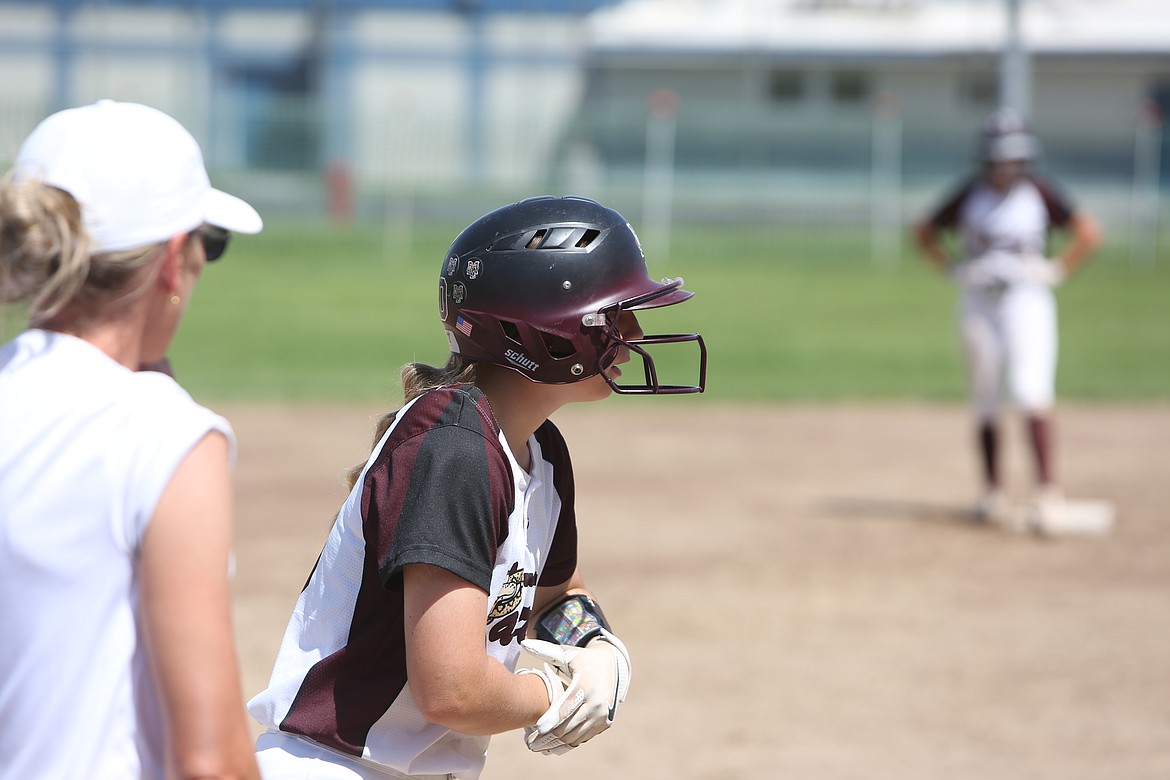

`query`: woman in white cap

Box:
[914,108,1101,531]
[0,100,264,779]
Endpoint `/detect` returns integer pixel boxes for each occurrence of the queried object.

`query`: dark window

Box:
[769,70,805,102]
[830,71,869,104]
[959,72,998,109]
[226,60,320,172]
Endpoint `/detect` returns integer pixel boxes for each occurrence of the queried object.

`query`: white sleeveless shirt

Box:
[0,329,234,780]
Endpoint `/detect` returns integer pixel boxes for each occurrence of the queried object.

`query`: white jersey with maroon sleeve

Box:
[247,384,578,780]
[929,173,1074,288]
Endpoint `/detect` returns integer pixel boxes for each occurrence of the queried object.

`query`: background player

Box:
[247,196,707,779]
[914,108,1102,530]
[0,100,262,779]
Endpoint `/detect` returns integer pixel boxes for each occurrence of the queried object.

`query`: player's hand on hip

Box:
[521,630,632,750]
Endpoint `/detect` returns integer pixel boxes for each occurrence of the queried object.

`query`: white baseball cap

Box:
[14,99,262,253]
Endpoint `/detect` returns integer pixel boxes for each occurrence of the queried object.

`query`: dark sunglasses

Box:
[189,225,231,262]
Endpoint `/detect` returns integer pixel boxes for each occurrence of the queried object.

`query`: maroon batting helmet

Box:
[978,107,1038,163]
[438,196,706,394]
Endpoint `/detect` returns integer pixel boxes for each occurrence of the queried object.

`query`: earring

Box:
[170,295,181,305]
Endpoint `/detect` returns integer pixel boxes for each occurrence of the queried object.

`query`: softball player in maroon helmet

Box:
[914,109,1101,529]
[249,196,706,779]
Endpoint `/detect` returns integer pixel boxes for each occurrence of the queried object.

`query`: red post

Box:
[327,159,354,223]
[649,87,678,120]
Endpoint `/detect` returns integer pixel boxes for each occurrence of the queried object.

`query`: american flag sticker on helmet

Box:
[456,316,473,337]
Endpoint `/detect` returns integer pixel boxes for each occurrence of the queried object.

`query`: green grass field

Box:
[5,220,1166,403]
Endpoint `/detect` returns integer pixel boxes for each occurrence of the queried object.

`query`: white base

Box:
[1004,498,1116,537]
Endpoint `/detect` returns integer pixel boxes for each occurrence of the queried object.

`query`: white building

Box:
[577,0,1169,178]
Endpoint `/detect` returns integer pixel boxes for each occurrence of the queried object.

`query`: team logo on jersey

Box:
[488,565,526,620]
[452,282,466,305]
[446,255,459,276]
[487,563,536,647]
[465,258,481,280]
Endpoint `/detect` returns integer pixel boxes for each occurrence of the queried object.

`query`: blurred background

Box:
[1,0,1166,402]
[1,1,1165,238]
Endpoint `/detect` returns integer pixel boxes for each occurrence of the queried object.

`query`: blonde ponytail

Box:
[0,179,165,327]
[0,181,91,324]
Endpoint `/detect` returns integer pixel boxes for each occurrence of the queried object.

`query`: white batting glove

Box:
[1019,255,1067,288]
[521,630,632,750]
[516,663,574,755]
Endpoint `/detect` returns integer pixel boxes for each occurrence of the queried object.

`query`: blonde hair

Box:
[0,179,164,327]
[345,354,480,489]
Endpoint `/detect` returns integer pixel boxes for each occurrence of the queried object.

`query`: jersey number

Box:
[488,606,532,647]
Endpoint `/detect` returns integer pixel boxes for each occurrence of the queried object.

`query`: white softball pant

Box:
[957,282,1058,421]
[255,731,454,780]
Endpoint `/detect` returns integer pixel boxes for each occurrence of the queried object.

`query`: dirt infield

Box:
[225,402,1170,780]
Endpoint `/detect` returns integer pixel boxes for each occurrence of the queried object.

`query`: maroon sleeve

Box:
[1026,174,1074,228]
[534,420,578,587]
[362,390,514,593]
[927,178,978,230]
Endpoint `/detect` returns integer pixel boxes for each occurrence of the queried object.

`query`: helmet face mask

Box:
[439,196,706,394]
[590,286,708,394]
